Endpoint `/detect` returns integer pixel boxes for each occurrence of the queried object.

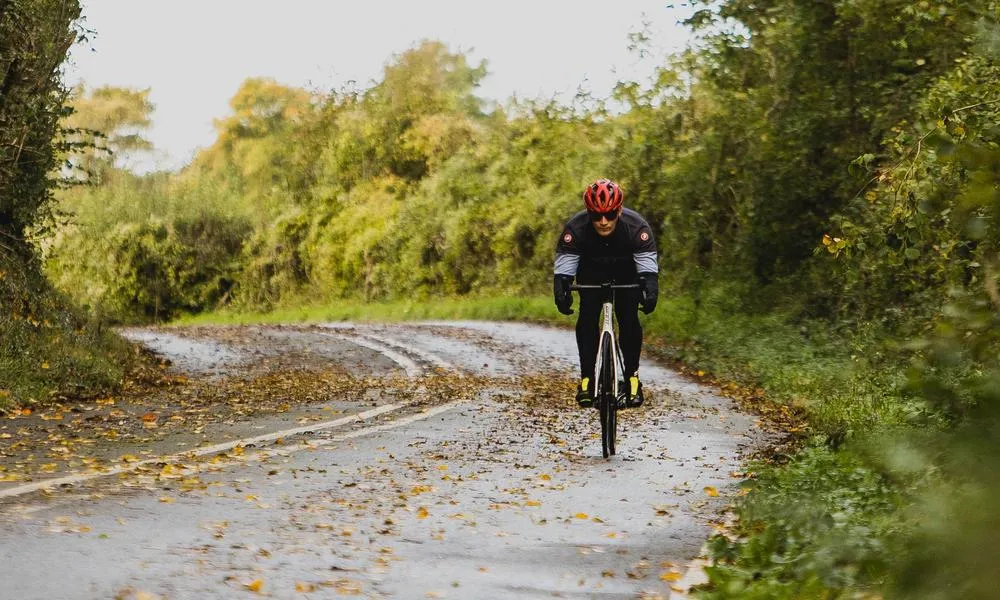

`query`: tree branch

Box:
[852,98,1000,203]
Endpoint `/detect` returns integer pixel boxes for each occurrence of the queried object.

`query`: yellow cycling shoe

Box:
[627,375,645,408]
[576,377,594,408]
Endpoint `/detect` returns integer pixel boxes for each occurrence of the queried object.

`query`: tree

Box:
[63,84,154,179]
[0,0,82,258]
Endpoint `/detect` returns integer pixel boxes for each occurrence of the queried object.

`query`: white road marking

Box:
[0,402,410,500]
[4,399,471,514]
[352,329,457,372]
[245,399,468,462]
[317,331,422,377]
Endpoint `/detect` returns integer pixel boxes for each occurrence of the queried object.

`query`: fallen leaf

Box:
[417,507,429,519]
[245,579,264,593]
[704,486,719,497]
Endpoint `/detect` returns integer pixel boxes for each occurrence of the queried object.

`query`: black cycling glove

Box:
[553,275,574,315]
[638,273,658,314]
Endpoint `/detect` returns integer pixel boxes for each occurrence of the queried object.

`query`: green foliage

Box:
[50,211,249,322]
[0,0,138,407]
[0,0,82,255]
[177,294,557,326]
[700,446,901,599]
[647,282,911,437]
[0,233,135,408]
[48,168,251,322]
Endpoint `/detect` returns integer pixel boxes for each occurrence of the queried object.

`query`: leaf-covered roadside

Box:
[0,340,513,491]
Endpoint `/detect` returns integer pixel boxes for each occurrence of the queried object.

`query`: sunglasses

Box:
[588,209,620,222]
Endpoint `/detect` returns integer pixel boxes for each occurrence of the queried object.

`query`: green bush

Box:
[700,446,902,599]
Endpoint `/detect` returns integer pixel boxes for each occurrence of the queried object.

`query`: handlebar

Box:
[570,283,640,290]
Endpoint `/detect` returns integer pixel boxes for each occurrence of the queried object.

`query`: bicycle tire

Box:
[598,332,616,458]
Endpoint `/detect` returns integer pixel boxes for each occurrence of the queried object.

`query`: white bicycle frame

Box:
[594,299,627,403]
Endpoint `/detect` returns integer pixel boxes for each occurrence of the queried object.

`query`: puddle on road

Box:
[120,329,245,376]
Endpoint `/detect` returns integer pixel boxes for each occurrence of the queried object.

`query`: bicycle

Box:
[571,282,639,459]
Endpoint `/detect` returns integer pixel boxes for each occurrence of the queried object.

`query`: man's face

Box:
[590,208,621,237]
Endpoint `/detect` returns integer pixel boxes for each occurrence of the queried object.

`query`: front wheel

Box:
[598,332,616,458]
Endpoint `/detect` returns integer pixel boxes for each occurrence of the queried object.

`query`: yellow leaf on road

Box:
[660,571,682,582]
[704,486,719,497]
[245,579,264,593]
[574,513,589,519]
[159,464,182,478]
[417,507,429,519]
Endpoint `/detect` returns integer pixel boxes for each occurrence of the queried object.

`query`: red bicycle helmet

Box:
[583,178,624,213]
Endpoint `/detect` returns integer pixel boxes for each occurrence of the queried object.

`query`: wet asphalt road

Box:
[0,322,766,599]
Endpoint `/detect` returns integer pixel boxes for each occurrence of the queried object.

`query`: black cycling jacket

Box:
[553,208,659,284]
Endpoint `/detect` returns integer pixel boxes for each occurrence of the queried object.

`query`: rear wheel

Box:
[598,332,616,458]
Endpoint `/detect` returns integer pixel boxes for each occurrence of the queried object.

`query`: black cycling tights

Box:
[576,290,642,380]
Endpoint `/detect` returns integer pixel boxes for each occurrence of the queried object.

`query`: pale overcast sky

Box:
[64,1,693,172]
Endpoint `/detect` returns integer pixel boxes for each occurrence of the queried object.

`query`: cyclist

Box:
[553,178,659,408]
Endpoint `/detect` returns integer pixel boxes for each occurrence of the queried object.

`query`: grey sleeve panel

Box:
[634,251,659,274]
[554,253,580,276]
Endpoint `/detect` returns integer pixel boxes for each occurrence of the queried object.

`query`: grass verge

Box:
[176,295,561,326]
